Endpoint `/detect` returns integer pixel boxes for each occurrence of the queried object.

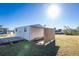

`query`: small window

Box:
[15,29,17,32]
[24,28,27,32]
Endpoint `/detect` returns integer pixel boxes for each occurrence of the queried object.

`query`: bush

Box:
[64,26,79,35]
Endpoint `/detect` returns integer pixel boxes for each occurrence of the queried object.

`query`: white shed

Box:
[15,24,55,44]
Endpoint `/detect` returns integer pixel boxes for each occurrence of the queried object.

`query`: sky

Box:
[0,3,79,30]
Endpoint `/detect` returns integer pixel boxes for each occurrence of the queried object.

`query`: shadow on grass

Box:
[18,40,59,56]
[0,40,59,56]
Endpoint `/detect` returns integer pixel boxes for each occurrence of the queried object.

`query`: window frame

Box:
[24,27,27,32]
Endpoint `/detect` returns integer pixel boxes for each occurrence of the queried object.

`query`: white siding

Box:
[15,26,31,40]
[15,27,44,40]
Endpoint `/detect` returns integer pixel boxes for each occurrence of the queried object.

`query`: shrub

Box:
[64,26,79,35]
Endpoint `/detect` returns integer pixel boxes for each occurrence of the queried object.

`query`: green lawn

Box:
[0,40,58,56]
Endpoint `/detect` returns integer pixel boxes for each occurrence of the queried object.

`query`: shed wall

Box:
[15,26,31,40]
[44,28,55,44]
[31,28,44,40]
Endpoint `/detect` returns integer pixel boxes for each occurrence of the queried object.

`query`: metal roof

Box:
[15,24,45,29]
[30,24,44,28]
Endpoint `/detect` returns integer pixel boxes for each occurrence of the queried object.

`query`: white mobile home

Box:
[15,24,55,44]
[15,24,44,40]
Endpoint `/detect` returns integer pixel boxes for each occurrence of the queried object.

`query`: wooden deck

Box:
[0,37,24,44]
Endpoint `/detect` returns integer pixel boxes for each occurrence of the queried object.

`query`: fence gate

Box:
[44,28,55,44]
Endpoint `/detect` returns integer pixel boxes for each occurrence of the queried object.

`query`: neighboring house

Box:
[15,24,55,44]
[0,26,8,34]
[8,30,14,34]
[76,26,79,32]
[55,29,64,34]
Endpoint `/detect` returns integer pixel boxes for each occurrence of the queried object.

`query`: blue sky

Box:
[0,3,79,30]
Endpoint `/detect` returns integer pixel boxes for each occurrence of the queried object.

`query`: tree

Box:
[64,26,72,35]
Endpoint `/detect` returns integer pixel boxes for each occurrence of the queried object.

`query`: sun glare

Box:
[47,4,61,19]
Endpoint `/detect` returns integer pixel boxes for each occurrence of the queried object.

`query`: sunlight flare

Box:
[47,4,61,19]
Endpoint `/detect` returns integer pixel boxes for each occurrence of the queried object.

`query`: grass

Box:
[0,40,58,56]
[0,34,79,56]
[56,35,79,56]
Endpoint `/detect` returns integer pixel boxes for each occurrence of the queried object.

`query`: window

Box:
[15,29,17,32]
[24,28,27,32]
